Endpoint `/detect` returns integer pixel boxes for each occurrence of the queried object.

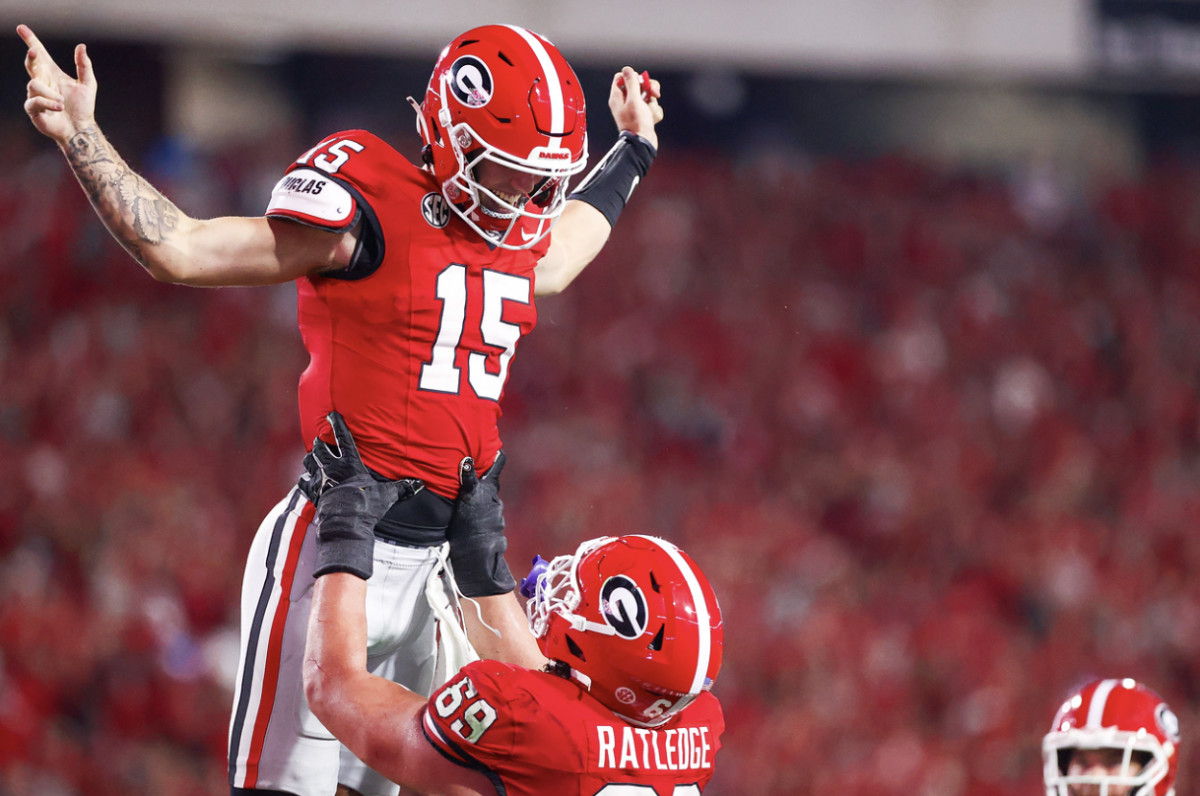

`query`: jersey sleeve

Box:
[265,130,364,232]
[265,130,392,279]
[422,663,518,773]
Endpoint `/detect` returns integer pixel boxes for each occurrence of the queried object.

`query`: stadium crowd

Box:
[1,112,1199,795]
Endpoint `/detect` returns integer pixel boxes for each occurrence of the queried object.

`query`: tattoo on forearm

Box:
[63,125,181,268]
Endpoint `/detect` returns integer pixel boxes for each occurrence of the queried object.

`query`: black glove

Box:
[311,411,421,580]
[447,451,516,597]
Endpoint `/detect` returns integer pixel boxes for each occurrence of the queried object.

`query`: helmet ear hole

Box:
[421,145,434,166]
[649,625,664,652]
[565,634,586,662]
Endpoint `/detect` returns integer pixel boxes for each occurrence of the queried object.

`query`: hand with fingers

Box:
[310,411,422,580]
[610,66,663,149]
[447,451,517,597]
[17,24,97,145]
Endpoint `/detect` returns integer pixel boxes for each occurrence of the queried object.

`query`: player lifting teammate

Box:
[304,412,725,795]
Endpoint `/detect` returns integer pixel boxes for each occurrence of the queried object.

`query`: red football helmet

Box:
[411,24,588,250]
[526,535,724,728]
[1043,678,1180,796]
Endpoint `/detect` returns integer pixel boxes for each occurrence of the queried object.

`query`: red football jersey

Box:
[266,130,549,497]
[423,661,724,795]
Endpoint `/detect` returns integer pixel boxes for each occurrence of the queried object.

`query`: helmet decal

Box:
[600,575,648,639]
[1156,703,1181,744]
[448,56,493,108]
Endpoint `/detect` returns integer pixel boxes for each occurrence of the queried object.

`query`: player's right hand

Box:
[18,24,97,144]
[310,411,422,580]
[610,66,662,150]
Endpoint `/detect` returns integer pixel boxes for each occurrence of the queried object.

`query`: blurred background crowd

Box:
[3,2,1200,794]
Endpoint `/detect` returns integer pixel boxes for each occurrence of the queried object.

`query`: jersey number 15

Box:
[419,264,530,401]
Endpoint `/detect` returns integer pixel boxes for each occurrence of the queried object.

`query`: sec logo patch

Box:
[421,192,450,229]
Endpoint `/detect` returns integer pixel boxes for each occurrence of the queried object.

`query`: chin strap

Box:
[562,611,620,636]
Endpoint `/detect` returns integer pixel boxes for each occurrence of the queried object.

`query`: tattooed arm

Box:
[19,25,355,287]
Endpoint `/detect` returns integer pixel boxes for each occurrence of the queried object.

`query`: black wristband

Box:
[446,452,515,597]
[450,538,517,598]
[311,476,420,580]
[313,536,374,580]
[312,478,386,580]
[568,131,657,228]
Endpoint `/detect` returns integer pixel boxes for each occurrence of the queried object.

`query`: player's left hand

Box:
[448,451,517,597]
[610,66,662,150]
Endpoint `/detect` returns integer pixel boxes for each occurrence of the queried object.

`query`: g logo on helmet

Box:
[1156,703,1181,744]
[599,576,648,640]
[448,56,493,108]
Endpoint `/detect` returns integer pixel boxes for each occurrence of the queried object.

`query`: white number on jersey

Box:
[297,137,365,174]
[432,675,498,744]
[419,264,531,401]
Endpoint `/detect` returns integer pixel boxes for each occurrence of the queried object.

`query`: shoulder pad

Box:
[266,168,358,231]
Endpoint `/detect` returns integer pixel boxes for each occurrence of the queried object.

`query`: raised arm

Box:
[19,24,353,287]
[534,66,663,296]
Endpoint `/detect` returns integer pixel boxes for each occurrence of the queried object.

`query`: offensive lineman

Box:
[19,22,663,796]
[305,412,725,795]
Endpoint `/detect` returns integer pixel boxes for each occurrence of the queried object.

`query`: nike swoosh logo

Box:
[520,228,538,242]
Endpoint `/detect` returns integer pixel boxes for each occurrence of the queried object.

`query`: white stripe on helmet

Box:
[631,535,712,698]
[1086,679,1120,729]
[503,25,564,150]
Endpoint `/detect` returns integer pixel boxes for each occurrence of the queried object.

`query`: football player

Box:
[303,412,725,795]
[20,22,663,796]
[1043,678,1181,796]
